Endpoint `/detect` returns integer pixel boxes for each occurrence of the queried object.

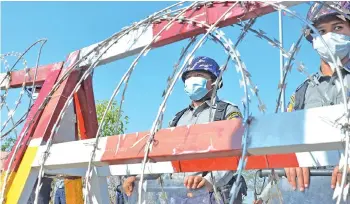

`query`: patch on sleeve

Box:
[226,111,243,120]
[287,93,295,112]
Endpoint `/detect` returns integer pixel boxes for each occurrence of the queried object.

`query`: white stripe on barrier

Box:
[32,136,107,168]
[0,73,10,90]
[79,25,153,67]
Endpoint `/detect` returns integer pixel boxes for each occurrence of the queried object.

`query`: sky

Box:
[1,1,322,135]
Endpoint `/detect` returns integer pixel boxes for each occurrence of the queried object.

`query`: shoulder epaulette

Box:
[219,100,238,108]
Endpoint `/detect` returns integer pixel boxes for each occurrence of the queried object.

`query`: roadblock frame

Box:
[3,1,344,203]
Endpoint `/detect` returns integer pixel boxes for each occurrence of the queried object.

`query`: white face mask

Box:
[184,77,209,101]
[313,32,350,70]
[184,77,217,101]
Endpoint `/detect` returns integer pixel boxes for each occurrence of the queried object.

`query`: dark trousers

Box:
[209,191,243,204]
[28,177,53,204]
[54,188,66,204]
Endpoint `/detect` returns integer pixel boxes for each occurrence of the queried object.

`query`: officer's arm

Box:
[225,105,243,120]
[203,104,242,187]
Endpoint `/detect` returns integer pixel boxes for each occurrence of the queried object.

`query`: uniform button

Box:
[330,102,334,105]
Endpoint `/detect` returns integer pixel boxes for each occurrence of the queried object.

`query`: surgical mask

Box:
[184,77,210,101]
[313,32,350,69]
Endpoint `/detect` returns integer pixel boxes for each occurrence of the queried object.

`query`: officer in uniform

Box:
[254,1,350,204]
[253,2,350,204]
[286,1,350,191]
[123,56,247,204]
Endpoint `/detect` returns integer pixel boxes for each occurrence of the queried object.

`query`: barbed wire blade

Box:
[282,52,290,59]
[7,110,14,117]
[246,78,252,87]
[258,104,267,113]
[250,86,258,95]
[167,76,172,84]
[290,11,298,19]
[268,41,277,47]
[197,21,204,28]
[277,3,287,10]
[211,36,219,44]
[273,38,281,45]
[297,63,305,73]
[242,95,251,105]
[258,29,266,35]
[228,39,234,47]
[216,30,225,40]
[185,54,194,65]
[239,79,245,88]
[235,50,241,58]
[235,64,240,73]
[255,34,263,39]
[223,42,230,50]
[278,83,287,90]
[304,27,311,36]
[284,64,292,73]
[180,48,185,56]
[289,43,296,53]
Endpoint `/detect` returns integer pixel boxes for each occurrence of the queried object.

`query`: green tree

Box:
[1,100,129,151]
[1,137,16,152]
[95,100,130,202]
[96,100,129,136]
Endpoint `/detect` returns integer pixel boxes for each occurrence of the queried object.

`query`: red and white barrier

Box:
[32,104,345,176]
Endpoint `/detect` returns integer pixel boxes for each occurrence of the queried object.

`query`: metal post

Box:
[279,10,285,112]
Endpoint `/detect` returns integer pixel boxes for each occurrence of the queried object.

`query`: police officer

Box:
[123,56,247,203]
[253,2,350,204]
[285,1,350,193]
[54,177,66,204]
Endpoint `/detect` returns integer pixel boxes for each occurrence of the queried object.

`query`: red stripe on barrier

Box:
[152,2,276,48]
[174,157,240,172]
[8,63,61,88]
[101,120,243,164]
[170,154,299,172]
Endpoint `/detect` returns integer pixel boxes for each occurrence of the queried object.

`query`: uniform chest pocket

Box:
[303,98,324,109]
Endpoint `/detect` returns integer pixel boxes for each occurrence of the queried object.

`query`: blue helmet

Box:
[305,1,350,42]
[307,1,350,24]
[181,56,221,82]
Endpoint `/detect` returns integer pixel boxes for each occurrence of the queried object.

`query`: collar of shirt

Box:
[317,65,349,83]
[188,97,219,117]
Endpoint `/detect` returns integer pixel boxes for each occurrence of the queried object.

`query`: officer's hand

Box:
[184,176,213,191]
[253,199,263,204]
[123,176,136,196]
[331,166,350,189]
[284,167,309,191]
